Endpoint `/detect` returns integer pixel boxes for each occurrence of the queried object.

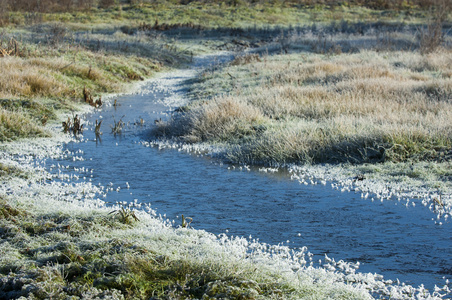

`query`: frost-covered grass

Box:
[162,47,452,165]
[152,25,452,226]
[0,23,192,142]
[1,129,450,299]
[1,1,448,143]
[0,107,48,141]
[158,25,452,184]
[1,3,451,298]
[0,28,183,99]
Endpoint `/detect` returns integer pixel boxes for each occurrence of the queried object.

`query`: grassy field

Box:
[164,47,452,165]
[0,10,195,142]
[1,0,452,299]
[1,1,434,28]
[158,16,452,190]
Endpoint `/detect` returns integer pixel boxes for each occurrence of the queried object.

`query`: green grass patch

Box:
[2,2,442,29]
[0,107,48,142]
[0,197,315,299]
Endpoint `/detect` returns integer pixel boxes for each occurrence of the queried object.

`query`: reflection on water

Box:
[51,57,451,291]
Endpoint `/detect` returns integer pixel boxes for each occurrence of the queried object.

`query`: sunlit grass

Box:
[9,2,437,29]
[0,23,191,141]
[163,46,452,165]
[0,180,377,299]
[0,2,451,298]
[0,107,48,141]
[0,39,168,100]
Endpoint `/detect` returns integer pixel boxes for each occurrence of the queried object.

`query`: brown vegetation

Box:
[0,0,449,18]
[0,39,18,57]
[62,114,84,134]
[83,87,103,108]
[0,38,24,58]
[1,0,97,13]
[418,0,452,54]
[139,20,205,32]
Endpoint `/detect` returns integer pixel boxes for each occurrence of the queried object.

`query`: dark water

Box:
[52,56,451,292]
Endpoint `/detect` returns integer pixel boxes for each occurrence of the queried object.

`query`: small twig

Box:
[181,214,192,228]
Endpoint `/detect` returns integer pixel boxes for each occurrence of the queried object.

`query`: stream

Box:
[50,54,451,292]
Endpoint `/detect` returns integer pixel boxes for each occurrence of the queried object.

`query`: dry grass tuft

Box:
[0,57,68,98]
[0,52,143,100]
[185,97,264,143]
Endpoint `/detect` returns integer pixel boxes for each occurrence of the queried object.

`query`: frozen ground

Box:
[1,55,451,299]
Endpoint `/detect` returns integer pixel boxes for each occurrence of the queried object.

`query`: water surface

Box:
[51,56,452,291]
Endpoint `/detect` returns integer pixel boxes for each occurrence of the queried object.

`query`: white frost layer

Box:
[146,138,452,225]
[287,163,452,224]
[1,63,450,299]
[144,54,452,225]
[2,132,450,299]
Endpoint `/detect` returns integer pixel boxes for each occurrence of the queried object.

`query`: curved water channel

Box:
[50,54,451,292]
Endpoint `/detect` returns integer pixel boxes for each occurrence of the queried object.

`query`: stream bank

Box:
[0,54,450,299]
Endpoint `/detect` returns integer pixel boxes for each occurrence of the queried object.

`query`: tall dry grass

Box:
[0,24,190,100]
[0,54,136,100]
[161,49,452,165]
[0,57,69,98]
